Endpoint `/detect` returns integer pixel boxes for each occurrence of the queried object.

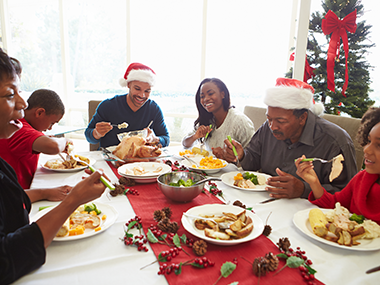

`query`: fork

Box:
[182,212,218,225]
[297,156,338,163]
[71,155,115,190]
[200,124,212,153]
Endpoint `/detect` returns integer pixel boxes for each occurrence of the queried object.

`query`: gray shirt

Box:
[241,111,357,198]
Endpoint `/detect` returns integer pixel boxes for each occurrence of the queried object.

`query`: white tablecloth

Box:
[15,150,380,285]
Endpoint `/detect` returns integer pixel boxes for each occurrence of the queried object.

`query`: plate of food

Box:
[181,204,264,246]
[118,162,171,183]
[181,156,228,174]
[221,171,271,191]
[293,205,380,251]
[42,155,96,173]
[31,202,118,241]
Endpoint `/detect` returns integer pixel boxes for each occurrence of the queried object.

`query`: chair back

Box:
[243,106,364,171]
[322,114,363,171]
[88,100,101,151]
[243,106,267,130]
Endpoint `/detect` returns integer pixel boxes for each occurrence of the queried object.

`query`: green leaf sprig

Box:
[273,256,304,276]
[213,261,237,285]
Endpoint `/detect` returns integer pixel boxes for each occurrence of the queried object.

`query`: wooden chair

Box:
[243,106,364,171]
[88,100,101,151]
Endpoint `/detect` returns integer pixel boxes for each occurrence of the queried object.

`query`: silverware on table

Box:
[258,198,277,204]
[366,265,380,274]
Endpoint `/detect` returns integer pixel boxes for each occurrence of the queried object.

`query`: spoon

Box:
[193,177,221,186]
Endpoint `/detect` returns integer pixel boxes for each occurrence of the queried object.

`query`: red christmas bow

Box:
[289,52,315,82]
[322,10,357,97]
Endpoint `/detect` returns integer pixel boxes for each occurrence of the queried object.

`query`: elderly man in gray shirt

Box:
[224,78,357,199]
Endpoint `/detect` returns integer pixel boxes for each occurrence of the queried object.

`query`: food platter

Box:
[31,202,118,241]
[181,204,264,246]
[181,156,228,174]
[221,171,271,191]
[293,208,380,251]
[118,162,171,183]
[42,157,96,173]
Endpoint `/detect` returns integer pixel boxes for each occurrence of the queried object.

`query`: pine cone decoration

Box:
[262,225,272,236]
[232,200,246,209]
[264,252,279,271]
[154,210,166,222]
[110,183,124,197]
[157,217,171,232]
[277,237,291,252]
[166,221,179,233]
[162,207,172,219]
[252,257,269,276]
[192,240,207,256]
[119,176,135,186]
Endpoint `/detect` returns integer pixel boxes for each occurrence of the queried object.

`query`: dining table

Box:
[14,147,380,285]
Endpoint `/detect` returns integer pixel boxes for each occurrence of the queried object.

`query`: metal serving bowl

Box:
[157,171,207,203]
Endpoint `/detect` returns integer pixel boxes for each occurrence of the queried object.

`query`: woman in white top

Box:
[182,78,255,158]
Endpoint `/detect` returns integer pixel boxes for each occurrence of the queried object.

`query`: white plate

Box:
[42,157,96,173]
[181,157,228,174]
[221,171,271,192]
[118,162,171,181]
[293,208,380,251]
[31,202,118,241]
[181,204,264,246]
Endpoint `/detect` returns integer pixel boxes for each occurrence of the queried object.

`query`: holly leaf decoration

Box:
[277,253,288,259]
[180,234,187,244]
[229,282,239,285]
[305,264,317,275]
[286,256,304,268]
[191,262,204,268]
[173,234,181,248]
[125,232,133,238]
[175,263,182,275]
[147,229,158,243]
[221,261,236,278]
[158,234,167,241]
[126,221,137,231]
[157,252,167,262]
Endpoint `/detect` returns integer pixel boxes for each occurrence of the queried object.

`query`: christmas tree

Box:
[288,0,375,118]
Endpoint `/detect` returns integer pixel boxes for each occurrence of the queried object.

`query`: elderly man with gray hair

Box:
[223,78,357,199]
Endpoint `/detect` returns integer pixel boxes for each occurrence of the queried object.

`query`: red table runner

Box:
[108,162,324,285]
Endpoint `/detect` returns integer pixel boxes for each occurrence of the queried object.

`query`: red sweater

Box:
[309,170,380,225]
[0,118,44,189]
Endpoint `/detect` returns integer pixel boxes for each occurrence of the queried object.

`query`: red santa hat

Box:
[119,62,156,87]
[264,78,324,116]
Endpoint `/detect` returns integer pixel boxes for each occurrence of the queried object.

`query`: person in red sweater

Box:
[295,107,380,224]
[0,89,72,193]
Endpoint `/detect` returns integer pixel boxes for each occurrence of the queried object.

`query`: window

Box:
[3,0,378,144]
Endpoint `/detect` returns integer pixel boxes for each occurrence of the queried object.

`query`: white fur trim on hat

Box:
[264,86,324,116]
[120,69,156,87]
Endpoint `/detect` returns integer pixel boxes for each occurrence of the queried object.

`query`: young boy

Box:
[0,89,72,189]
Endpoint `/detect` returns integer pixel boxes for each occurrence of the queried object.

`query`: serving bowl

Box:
[157,171,207,202]
[117,129,148,142]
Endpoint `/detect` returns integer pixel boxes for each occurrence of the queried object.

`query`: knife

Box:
[258,198,277,204]
[366,265,380,274]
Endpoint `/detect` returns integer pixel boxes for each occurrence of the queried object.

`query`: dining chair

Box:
[243,106,364,171]
[88,100,101,151]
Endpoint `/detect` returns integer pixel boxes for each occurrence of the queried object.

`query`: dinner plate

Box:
[42,157,96,173]
[181,156,228,174]
[221,171,271,192]
[293,208,380,251]
[118,162,171,182]
[181,204,264,246]
[31,202,118,241]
